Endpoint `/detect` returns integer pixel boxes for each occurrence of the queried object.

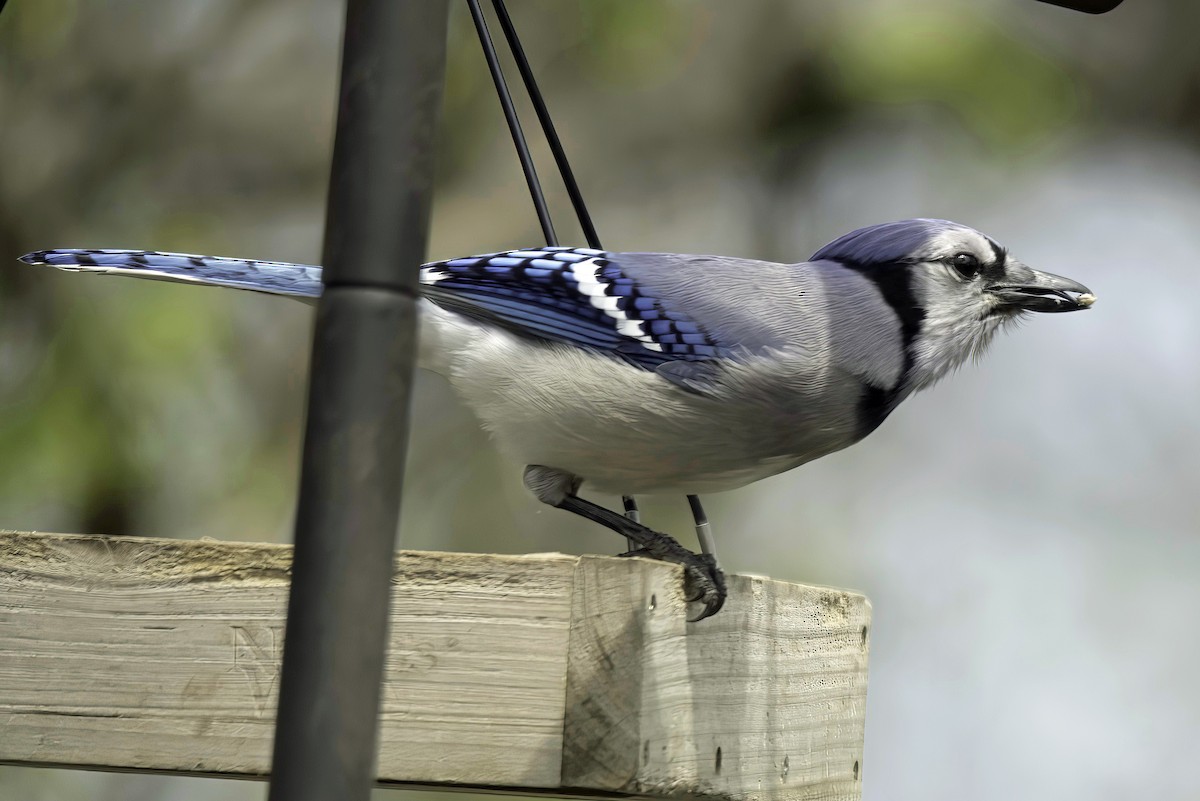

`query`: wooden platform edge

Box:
[0,530,870,801]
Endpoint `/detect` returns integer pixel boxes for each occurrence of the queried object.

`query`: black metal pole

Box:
[267,2,448,800]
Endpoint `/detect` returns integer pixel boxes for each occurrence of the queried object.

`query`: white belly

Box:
[417,301,863,495]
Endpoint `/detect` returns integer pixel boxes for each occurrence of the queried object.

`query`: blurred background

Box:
[1,0,1197,799]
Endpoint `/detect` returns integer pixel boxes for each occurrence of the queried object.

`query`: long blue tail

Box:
[20,249,324,299]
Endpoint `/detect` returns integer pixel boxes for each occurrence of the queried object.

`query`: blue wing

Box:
[420,247,724,368]
[21,245,723,370]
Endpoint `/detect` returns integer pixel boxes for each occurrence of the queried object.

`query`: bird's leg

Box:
[622,495,640,523]
[687,494,719,567]
[557,494,725,619]
[524,466,725,619]
[621,495,639,552]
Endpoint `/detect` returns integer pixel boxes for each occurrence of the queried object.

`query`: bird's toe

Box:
[683,553,726,621]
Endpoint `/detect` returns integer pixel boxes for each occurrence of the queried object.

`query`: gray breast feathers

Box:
[612,253,905,392]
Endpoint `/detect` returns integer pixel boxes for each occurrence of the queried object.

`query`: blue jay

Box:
[20,218,1095,618]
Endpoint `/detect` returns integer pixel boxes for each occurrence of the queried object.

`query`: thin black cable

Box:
[471,1,620,534]
[491,0,601,249]
[466,0,557,245]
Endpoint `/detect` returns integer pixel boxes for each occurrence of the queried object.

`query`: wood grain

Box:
[0,531,869,800]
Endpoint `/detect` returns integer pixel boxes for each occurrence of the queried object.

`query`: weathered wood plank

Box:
[0,531,870,800]
[562,555,870,801]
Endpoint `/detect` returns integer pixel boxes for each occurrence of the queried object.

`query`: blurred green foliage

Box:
[830,7,1081,149]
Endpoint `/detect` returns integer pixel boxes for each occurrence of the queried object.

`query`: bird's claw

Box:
[622,544,725,620]
[681,552,726,621]
[554,493,727,619]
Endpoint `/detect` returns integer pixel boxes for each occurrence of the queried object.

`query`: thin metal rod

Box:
[687,494,718,564]
[490,0,601,249]
[622,495,640,523]
[466,0,557,245]
[621,495,639,551]
[267,3,448,800]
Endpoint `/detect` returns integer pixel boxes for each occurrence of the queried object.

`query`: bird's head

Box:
[813,218,1095,394]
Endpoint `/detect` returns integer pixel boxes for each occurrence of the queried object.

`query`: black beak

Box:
[987,267,1095,313]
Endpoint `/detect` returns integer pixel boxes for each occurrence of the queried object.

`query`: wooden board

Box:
[0,531,870,800]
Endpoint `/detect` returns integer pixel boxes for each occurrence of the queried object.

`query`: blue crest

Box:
[810,218,971,265]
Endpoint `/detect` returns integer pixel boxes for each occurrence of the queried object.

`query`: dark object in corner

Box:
[1034,0,1124,13]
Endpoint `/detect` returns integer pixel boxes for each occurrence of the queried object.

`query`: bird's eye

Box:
[950,253,982,278]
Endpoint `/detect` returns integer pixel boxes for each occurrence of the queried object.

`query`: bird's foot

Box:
[620,541,725,620]
[683,552,726,619]
[548,489,727,620]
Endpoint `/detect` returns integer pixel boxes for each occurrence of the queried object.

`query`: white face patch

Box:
[904,262,1011,393]
[923,228,998,264]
